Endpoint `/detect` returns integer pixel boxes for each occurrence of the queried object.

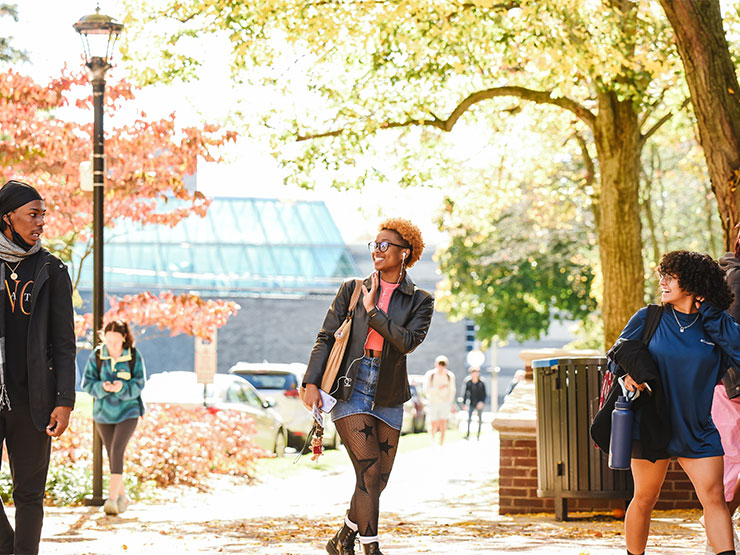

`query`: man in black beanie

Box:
[0,180,75,554]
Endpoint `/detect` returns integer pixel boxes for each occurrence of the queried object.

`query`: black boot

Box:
[362,542,384,555]
[326,523,357,555]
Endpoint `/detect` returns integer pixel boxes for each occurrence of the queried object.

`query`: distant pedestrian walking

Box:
[0,180,76,554]
[82,321,146,516]
[303,218,433,555]
[463,368,486,440]
[423,355,456,446]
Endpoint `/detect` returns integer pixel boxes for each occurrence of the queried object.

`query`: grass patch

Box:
[73,391,94,416]
[398,427,464,454]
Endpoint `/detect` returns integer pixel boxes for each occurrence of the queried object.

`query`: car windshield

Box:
[238,372,297,390]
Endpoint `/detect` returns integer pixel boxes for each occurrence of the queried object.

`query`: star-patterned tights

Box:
[334,414,401,540]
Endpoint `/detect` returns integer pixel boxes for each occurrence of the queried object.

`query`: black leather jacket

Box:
[304,273,434,407]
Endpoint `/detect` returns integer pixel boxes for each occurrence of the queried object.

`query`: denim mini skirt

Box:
[331,355,403,430]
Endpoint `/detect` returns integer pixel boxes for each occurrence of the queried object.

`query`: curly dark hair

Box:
[658,251,734,310]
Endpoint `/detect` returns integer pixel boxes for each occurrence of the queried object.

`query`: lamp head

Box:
[73,6,124,71]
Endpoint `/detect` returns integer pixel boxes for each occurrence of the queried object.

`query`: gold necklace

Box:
[5,260,21,281]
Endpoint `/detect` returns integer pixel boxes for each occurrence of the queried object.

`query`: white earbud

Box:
[402,252,406,260]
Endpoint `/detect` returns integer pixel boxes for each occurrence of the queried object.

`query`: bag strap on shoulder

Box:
[347,279,363,316]
[641,304,663,345]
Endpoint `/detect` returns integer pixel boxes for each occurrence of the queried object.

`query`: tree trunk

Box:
[594,90,645,347]
[660,0,740,249]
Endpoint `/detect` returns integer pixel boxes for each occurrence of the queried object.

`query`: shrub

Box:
[126,404,268,489]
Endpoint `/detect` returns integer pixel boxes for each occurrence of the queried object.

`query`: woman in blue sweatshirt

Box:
[618,251,739,555]
[82,321,146,516]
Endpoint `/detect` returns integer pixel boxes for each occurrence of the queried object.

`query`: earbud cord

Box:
[395,252,406,286]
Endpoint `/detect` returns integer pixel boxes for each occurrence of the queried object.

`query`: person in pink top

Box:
[710,228,740,551]
[423,355,456,445]
[303,218,434,555]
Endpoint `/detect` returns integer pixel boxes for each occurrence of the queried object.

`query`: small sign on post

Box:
[79,160,93,192]
[195,333,217,408]
[195,333,217,385]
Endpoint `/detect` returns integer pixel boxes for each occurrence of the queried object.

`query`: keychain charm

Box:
[311,421,324,461]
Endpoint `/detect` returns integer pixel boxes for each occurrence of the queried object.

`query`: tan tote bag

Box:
[301,279,363,406]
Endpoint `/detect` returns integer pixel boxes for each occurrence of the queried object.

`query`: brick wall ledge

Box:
[492,380,536,438]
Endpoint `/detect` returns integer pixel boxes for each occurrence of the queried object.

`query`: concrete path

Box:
[31,428,712,554]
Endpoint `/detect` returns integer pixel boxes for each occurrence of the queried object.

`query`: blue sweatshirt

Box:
[81,346,146,424]
[616,303,740,457]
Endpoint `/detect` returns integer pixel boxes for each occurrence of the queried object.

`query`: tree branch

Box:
[574,131,595,189]
[639,97,691,147]
[573,131,599,230]
[296,85,596,141]
[637,87,668,129]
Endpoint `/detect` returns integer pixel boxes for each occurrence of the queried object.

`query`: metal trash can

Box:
[533,356,633,520]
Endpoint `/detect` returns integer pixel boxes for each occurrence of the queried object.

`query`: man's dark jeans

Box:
[466,405,483,439]
[0,404,51,555]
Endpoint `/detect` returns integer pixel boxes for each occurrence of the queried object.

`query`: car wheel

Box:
[274,428,287,457]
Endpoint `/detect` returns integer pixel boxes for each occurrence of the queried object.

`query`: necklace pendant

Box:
[9,272,17,281]
[680,327,685,333]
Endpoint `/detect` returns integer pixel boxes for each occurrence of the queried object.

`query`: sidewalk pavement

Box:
[32,426,710,554]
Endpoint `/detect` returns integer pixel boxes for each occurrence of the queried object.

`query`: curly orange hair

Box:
[378,218,424,268]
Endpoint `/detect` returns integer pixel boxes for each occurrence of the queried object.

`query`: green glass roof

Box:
[73,198,360,295]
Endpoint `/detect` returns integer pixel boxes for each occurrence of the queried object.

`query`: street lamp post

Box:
[73,6,123,507]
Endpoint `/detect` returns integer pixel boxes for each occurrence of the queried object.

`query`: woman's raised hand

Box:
[362,272,379,313]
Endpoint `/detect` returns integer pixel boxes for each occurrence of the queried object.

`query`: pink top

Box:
[365,279,400,352]
[711,383,740,501]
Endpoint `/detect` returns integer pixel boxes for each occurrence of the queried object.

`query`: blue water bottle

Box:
[608,395,633,470]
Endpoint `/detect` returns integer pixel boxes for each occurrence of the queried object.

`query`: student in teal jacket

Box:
[82,321,146,516]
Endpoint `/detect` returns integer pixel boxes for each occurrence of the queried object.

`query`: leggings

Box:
[334,414,401,543]
[96,418,138,474]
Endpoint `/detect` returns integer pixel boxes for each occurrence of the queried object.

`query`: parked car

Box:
[141,371,288,456]
[228,362,340,450]
[401,384,426,435]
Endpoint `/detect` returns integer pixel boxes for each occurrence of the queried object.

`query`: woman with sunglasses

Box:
[303,218,434,555]
[616,251,740,555]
